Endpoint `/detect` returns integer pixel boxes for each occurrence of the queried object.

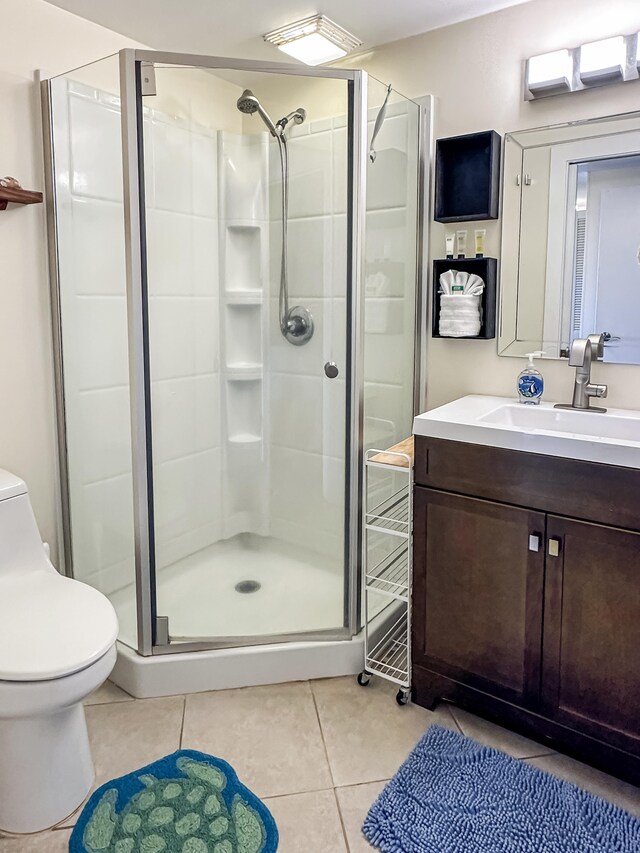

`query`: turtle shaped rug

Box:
[69,750,278,853]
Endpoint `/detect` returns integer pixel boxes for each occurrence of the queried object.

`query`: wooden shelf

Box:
[0,187,43,211]
[369,437,414,468]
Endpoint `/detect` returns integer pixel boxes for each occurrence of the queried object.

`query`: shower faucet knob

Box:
[283,306,314,346]
[324,362,339,379]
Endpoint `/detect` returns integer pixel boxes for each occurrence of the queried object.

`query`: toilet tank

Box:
[0,470,51,577]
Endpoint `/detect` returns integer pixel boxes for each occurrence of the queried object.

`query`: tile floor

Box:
[1,676,639,852]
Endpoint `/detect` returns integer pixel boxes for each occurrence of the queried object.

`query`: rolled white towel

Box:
[439,294,482,337]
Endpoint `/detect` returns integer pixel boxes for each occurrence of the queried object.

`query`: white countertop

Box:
[413,395,640,469]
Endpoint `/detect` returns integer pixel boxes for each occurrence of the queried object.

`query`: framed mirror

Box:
[499,111,640,364]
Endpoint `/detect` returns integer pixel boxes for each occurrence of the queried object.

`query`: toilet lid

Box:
[0,569,118,681]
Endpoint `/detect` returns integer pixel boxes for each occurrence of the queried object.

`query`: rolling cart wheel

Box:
[396,687,411,706]
[357,671,371,687]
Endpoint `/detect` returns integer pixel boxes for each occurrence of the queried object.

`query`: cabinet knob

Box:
[528,534,540,552]
[548,538,561,557]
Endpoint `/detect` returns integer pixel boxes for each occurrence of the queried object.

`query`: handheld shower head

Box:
[236,89,259,114]
[236,89,278,137]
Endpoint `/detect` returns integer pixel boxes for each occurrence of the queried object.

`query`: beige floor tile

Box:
[60,696,185,827]
[84,679,133,705]
[88,695,185,788]
[526,753,640,818]
[265,790,348,853]
[336,781,387,853]
[0,827,71,853]
[449,706,555,759]
[182,681,332,798]
[311,675,459,787]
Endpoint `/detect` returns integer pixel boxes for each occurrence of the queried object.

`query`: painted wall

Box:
[346,0,640,410]
[0,0,142,566]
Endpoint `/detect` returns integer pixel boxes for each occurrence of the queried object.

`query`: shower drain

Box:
[235,580,261,594]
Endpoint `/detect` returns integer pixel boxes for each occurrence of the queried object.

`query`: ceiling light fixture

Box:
[264,15,362,66]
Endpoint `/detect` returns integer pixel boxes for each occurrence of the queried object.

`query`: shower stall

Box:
[42,50,428,696]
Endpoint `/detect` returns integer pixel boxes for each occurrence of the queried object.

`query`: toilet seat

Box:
[0,568,118,681]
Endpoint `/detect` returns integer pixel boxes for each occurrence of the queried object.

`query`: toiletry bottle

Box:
[445,232,455,259]
[517,351,545,405]
[456,230,467,259]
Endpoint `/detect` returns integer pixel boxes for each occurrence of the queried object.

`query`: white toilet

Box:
[0,470,118,834]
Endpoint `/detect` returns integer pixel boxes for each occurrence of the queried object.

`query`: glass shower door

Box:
[138,62,354,646]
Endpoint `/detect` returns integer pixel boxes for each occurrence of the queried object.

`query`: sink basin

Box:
[413,395,640,469]
[478,403,640,443]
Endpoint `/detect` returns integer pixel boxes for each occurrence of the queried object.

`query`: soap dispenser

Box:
[517,351,545,404]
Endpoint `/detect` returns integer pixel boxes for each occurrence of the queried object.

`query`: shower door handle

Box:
[324,362,339,379]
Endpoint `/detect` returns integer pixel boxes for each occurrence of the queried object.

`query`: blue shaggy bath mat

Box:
[363,725,640,852]
[69,749,278,853]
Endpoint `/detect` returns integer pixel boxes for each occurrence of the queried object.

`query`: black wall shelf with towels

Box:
[434,131,501,222]
[432,257,497,340]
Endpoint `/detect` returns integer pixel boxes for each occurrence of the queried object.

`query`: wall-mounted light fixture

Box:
[525,32,638,100]
[264,15,362,66]
[526,49,572,95]
[579,36,626,84]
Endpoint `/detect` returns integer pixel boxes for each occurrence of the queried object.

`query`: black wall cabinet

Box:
[432,257,497,339]
[435,131,501,223]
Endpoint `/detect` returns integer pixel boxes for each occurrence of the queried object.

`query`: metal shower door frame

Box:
[118,49,368,655]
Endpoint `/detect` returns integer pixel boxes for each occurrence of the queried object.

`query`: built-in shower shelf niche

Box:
[226,219,265,229]
[225,366,263,381]
[217,128,269,543]
[223,224,265,294]
[225,377,262,446]
[224,303,262,368]
[226,293,263,305]
[228,433,262,445]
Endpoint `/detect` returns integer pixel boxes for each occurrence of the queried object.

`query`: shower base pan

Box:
[111,634,364,698]
[107,536,365,697]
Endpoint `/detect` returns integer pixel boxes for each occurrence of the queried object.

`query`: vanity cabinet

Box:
[414,488,545,707]
[542,516,640,754]
[412,435,640,783]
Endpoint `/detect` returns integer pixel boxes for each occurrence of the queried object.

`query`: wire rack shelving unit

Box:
[358,437,413,705]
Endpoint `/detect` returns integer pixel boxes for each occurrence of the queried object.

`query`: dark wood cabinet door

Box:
[542,516,640,754]
[413,487,546,706]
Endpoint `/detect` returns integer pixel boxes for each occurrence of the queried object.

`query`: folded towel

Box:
[439,269,457,295]
[465,273,485,295]
[439,270,485,295]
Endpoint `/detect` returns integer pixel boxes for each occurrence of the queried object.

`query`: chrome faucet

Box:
[555,333,607,412]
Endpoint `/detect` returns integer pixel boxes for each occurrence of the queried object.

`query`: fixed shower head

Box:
[236,89,278,137]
